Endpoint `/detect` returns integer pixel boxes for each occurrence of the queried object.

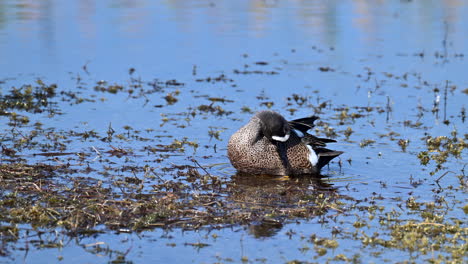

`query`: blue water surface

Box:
[1,1,467,263]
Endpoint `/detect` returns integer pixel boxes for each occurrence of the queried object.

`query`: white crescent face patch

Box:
[272,133,290,142]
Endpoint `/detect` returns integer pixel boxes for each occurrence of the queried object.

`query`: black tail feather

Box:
[315,148,343,170]
[289,115,343,171]
[289,116,319,133]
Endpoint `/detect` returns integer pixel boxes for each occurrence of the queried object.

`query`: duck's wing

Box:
[301,134,336,147]
[289,116,319,134]
[314,148,344,170]
[302,133,342,169]
[290,115,343,169]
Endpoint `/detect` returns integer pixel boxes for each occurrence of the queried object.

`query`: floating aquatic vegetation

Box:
[94,81,124,94]
[164,90,180,105]
[418,130,467,174]
[343,127,354,140]
[0,162,346,236]
[241,106,253,113]
[0,80,58,115]
[233,69,279,75]
[398,139,410,152]
[195,74,234,83]
[0,58,467,263]
[318,66,334,72]
[259,101,274,108]
[208,127,226,141]
[195,103,233,116]
[360,139,376,148]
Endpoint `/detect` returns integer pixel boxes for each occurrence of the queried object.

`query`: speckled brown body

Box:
[228,115,317,176]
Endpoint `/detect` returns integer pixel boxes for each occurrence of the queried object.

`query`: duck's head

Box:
[257,111,291,142]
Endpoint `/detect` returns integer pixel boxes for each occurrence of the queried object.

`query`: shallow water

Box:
[1,1,467,263]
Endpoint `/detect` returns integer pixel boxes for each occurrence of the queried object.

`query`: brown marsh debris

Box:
[0,162,346,234]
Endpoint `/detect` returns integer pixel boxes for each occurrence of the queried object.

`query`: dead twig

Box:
[191,158,212,177]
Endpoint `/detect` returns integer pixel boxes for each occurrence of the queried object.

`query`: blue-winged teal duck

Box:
[227,110,343,176]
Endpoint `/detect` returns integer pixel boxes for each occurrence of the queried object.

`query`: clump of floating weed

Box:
[417,129,467,174]
[398,139,410,152]
[149,137,198,153]
[352,193,468,263]
[233,69,279,75]
[194,103,233,116]
[343,127,354,140]
[241,106,253,113]
[378,131,401,141]
[360,139,375,148]
[7,112,30,126]
[207,97,234,104]
[403,120,422,128]
[337,108,349,124]
[333,107,366,125]
[309,234,339,249]
[164,90,180,105]
[426,131,466,157]
[0,80,57,115]
[0,224,20,256]
[286,94,308,107]
[195,74,234,83]
[92,73,184,98]
[93,81,124,94]
[379,219,467,261]
[208,127,226,141]
[316,123,338,138]
[0,163,183,232]
[260,101,274,108]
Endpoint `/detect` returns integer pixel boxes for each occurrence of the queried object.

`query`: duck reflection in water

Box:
[228,172,340,239]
